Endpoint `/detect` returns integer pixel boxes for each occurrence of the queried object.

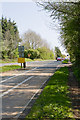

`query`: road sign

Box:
[18,58,25,63]
[18,46,24,58]
[21,46,24,51]
[18,46,24,52]
[19,52,24,58]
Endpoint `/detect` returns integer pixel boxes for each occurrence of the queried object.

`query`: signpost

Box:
[18,46,26,68]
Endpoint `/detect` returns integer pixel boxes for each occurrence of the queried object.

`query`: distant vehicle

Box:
[57,57,62,61]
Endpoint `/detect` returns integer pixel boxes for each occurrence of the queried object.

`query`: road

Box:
[0,62,21,67]
[0,60,61,119]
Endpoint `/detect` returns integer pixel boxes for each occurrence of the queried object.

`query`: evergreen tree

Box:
[1,17,21,59]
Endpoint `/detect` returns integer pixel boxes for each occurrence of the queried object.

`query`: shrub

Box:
[38,47,54,60]
[24,50,28,58]
[13,48,19,58]
[24,48,54,60]
[62,59,69,64]
[2,51,8,59]
[24,49,40,60]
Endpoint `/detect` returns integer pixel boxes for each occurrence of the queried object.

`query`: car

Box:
[57,57,62,61]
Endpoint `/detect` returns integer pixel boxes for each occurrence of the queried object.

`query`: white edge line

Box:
[14,77,50,119]
[0,76,34,97]
[0,67,37,83]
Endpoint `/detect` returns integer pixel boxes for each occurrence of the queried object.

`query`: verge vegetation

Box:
[39,1,80,84]
[0,65,21,73]
[72,64,80,85]
[25,67,74,119]
[0,59,18,63]
[0,58,54,64]
[62,59,69,64]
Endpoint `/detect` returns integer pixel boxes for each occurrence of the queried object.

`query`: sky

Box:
[1,0,68,55]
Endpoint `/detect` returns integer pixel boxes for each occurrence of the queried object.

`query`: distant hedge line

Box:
[24,47,54,60]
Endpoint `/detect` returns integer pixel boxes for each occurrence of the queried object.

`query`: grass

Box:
[0,58,55,63]
[0,58,44,63]
[25,58,34,62]
[62,59,69,64]
[25,67,74,120]
[0,59,17,63]
[0,65,21,73]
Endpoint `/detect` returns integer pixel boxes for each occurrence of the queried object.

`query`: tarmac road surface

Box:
[0,60,61,119]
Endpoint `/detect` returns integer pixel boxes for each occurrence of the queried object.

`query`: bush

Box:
[38,47,54,60]
[13,48,19,58]
[24,49,40,60]
[2,51,8,59]
[73,63,80,84]
[49,50,55,59]
[2,48,19,59]
[24,50,28,58]
[62,59,69,64]
[24,48,54,60]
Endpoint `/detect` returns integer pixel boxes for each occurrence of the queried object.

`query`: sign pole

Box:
[18,45,25,69]
[21,63,22,68]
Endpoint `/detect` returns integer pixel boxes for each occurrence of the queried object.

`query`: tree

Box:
[38,47,54,60]
[22,30,50,50]
[38,1,80,64]
[1,17,21,59]
[22,30,43,49]
[55,47,62,59]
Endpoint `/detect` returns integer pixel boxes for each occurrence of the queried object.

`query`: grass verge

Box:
[0,58,55,63]
[0,65,21,73]
[62,59,69,64]
[25,67,74,120]
[0,59,18,63]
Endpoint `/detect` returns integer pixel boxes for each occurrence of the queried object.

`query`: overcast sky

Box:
[1,1,68,55]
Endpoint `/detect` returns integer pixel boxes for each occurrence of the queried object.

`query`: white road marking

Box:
[0,76,34,97]
[14,76,51,119]
[0,67,37,83]
[1,61,56,84]
[0,63,53,84]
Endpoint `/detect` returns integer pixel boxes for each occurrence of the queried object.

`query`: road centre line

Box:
[0,76,34,97]
[0,67,37,83]
[14,75,50,119]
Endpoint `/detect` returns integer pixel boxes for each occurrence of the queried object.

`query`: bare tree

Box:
[22,30,49,50]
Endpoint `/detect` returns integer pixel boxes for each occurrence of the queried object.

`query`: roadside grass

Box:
[34,59,43,61]
[25,58,34,62]
[0,58,32,63]
[0,58,42,63]
[0,59,17,63]
[62,59,69,64]
[0,58,54,63]
[0,65,21,73]
[25,58,43,61]
[25,67,74,120]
